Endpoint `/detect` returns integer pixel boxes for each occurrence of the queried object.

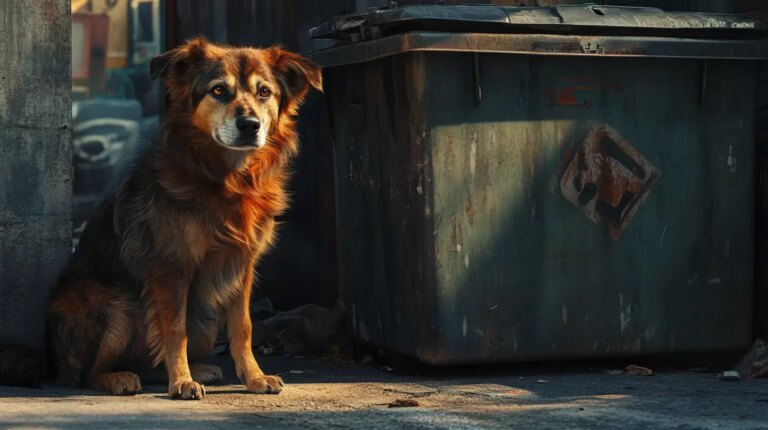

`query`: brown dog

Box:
[0,38,321,399]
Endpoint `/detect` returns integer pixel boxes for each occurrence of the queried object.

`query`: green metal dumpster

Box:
[310,5,768,364]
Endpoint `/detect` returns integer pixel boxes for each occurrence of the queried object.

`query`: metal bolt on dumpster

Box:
[309,4,768,364]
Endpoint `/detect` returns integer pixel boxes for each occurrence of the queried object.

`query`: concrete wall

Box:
[0,1,72,347]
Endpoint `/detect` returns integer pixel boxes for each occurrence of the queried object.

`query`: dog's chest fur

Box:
[175,185,281,309]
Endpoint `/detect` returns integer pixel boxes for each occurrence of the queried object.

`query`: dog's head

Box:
[150,38,321,151]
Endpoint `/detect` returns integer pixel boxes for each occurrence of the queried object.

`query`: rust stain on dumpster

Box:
[558,124,660,240]
[545,78,621,107]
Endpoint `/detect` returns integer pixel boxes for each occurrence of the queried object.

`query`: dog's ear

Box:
[149,49,178,80]
[268,48,323,112]
[150,37,208,81]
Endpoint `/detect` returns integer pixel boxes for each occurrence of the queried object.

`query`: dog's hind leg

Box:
[190,364,223,384]
[88,299,141,396]
[93,371,142,396]
[186,305,224,385]
[49,278,141,395]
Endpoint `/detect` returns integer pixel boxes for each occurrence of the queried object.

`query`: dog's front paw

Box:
[245,375,284,394]
[169,380,206,400]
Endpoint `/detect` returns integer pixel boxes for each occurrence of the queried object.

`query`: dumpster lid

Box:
[309,4,767,41]
[308,4,768,66]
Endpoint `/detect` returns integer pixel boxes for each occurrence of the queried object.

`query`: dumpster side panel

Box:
[425,53,753,363]
[327,53,440,356]
[756,61,768,340]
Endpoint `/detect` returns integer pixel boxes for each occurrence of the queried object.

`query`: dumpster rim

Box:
[308,31,768,67]
[310,4,767,41]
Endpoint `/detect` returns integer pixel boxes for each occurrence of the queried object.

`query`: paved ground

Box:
[1,354,767,429]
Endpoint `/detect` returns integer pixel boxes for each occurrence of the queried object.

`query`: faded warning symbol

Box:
[558,125,660,240]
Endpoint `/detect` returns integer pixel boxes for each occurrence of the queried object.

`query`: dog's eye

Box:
[258,86,272,98]
[210,85,226,97]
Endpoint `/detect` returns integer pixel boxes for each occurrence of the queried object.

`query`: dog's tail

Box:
[0,345,45,387]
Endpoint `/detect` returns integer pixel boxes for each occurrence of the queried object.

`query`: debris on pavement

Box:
[719,370,742,382]
[6,353,768,428]
[605,370,624,375]
[626,365,654,376]
[257,346,278,355]
[537,379,549,383]
[507,388,531,397]
[388,399,420,408]
[734,339,768,379]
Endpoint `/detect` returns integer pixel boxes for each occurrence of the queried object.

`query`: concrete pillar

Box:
[0,1,72,348]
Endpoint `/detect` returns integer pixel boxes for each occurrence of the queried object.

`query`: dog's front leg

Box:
[226,267,283,394]
[145,274,205,400]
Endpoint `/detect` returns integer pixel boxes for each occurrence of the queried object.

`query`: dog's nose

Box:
[236,116,260,134]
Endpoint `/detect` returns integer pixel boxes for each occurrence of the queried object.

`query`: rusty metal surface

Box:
[310,4,766,41]
[325,49,757,364]
[394,0,738,12]
[545,78,622,107]
[557,124,660,240]
[310,32,768,67]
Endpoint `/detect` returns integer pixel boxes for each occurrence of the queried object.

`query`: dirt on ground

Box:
[1,354,768,429]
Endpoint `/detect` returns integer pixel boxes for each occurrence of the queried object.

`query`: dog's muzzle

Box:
[235,115,263,148]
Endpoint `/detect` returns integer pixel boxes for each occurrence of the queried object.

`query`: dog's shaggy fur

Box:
[0,38,321,399]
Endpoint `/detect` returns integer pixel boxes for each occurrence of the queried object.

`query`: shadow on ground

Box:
[1,354,768,429]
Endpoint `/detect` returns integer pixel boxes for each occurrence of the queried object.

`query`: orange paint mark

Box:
[545,78,621,107]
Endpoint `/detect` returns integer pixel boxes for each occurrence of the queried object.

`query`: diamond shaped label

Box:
[559,124,660,240]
